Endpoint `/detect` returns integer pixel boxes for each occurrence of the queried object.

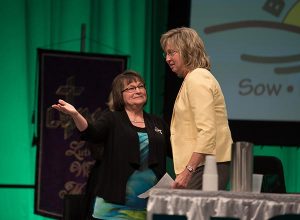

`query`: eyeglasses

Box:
[122,84,146,93]
[162,50,178,58]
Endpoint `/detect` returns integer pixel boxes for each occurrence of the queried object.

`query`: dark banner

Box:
[35,49,127,218]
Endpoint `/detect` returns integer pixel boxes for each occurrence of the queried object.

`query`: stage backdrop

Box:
[35,49,127,218]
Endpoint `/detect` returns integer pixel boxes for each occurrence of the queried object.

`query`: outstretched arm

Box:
[52,99,88,131]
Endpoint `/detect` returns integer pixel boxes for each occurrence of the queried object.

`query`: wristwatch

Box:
[186,165,195,173]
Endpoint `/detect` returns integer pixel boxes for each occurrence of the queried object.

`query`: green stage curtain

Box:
[0,0,167,219]
[254,145,300,193]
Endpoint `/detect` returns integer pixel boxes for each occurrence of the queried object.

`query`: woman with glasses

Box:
[52,70,172,220]
[160,27,232,191]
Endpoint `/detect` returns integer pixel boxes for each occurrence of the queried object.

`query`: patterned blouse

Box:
[92,127,157,220]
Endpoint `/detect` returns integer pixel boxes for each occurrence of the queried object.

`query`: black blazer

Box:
[81,110,172,204]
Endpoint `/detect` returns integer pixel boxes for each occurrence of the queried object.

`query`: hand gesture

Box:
[52,99,78,116]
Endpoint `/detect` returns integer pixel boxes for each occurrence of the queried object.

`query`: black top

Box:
[81,110,172,204]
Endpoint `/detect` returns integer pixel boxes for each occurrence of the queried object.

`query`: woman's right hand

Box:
[52,99,78,117]
[52,99,88,131]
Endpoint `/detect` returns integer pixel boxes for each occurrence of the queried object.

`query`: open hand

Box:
[52,99,78,116]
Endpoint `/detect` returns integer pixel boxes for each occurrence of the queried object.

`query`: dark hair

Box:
[111,70,146,111]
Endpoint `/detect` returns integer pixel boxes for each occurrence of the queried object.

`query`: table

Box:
[147,189,300,220]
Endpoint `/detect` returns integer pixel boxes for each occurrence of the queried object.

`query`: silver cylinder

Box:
[230,141,253,192]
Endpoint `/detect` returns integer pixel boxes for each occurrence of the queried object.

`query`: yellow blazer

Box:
[171,68,232,174]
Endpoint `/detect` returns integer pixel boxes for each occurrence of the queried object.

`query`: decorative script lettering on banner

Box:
[36,49,127,218]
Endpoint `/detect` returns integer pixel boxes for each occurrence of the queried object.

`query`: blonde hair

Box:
[160,27,211,71]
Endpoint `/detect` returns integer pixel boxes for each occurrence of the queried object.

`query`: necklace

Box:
[130,119,145,123]
[126,110,144,123]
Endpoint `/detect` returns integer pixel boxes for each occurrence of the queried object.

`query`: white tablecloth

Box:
[147,189,300,220]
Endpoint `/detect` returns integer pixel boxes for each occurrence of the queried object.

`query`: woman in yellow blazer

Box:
[160,27,232,190]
